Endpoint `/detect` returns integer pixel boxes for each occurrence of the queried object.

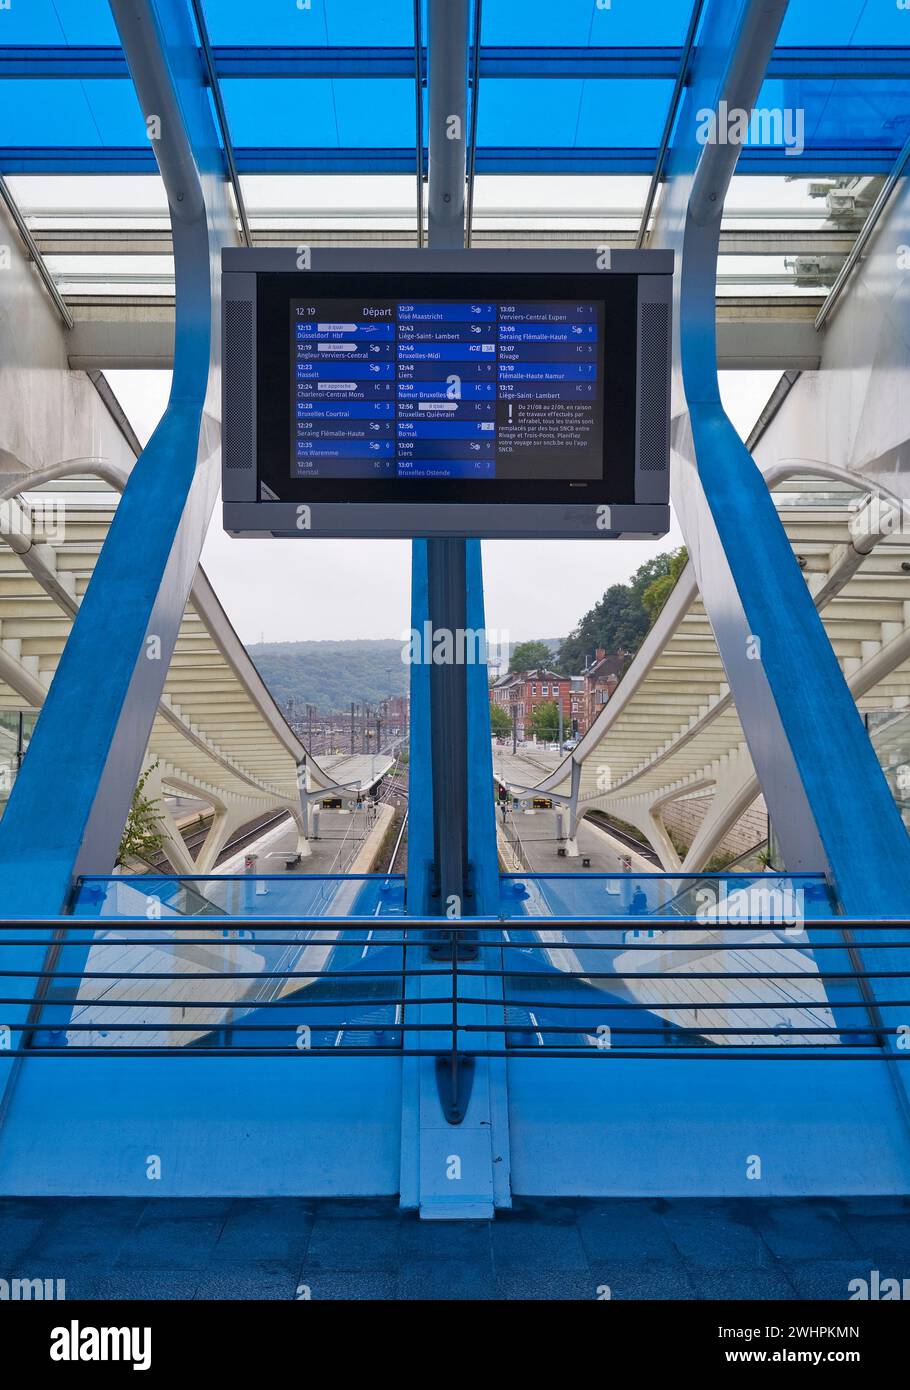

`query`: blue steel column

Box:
[653,0,910,1107]
[402,0,510,1215]
[0,0,233,1107]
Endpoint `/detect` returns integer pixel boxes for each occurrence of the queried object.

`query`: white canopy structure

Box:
[530,470,910,871]
[0,467,391,873]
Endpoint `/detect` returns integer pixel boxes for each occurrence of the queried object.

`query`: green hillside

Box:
[247,550,683,713]
[248,639,410,713]
[248,637,565,713]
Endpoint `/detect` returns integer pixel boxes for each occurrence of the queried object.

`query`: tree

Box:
[490,702,512,736]
[642,547,688,623]
[557,550,681,674]
[530,701,560,741]
[509,639,553,673]
[118,762,166,867]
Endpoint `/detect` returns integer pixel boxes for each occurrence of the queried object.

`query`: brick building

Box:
[582,648,627,731]
[491,668,572,741]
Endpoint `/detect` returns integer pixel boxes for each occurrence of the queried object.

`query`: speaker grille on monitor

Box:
[639,300,669,472]
[224,300,253,471]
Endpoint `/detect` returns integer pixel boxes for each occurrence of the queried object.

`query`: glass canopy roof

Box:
[2,1,909,172]
[0,2,907,315]
[8,0,910,47]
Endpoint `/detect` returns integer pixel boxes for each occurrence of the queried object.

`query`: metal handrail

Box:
[4,914,909,1064]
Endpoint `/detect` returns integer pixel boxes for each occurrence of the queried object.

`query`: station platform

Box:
[499,807,651,874]
[492,746,564,790]
[4,1194,906,1301]
[220,805,391,879]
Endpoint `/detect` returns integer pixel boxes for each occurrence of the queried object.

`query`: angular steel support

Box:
[652,0,910,1118]
[654,0,910,909]
[0,0,235,1117]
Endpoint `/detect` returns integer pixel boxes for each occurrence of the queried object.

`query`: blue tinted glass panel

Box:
[778,0,910,46]
[55,876,407,1053]
[221,77,415,146]
[500,873,835,920]
[479,77,585,145]
[202,0,415,46]
[750,77,910,153]
[576,78,676,145]
[0,0,120,42]
[480,0,696,46]
[0,78,145,145]
[498,874,837,1054]
[479,77,673,146]
[72,874,407,918]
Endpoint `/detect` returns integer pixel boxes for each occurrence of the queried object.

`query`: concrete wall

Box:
[662,792,768,863]
[0,200,138,481]
[754,176,910,496]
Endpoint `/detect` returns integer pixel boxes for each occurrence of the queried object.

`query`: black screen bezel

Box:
[256,271,638,506]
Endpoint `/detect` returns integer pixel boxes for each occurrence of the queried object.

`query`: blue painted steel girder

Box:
[3,45,910,79]
[0,146,899,176]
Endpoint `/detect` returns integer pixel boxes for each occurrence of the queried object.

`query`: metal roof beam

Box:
[0,175,73,329]
[63,301,821,371]
[188,0,251,246]
[4,45,910,80]
[637,1,705,248]
[28,227,858,257]
[1,146,897,176]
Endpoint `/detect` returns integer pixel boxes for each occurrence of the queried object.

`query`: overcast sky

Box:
[107,369,778,647]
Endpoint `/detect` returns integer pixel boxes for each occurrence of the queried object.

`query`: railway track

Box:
[383,774,409,800]
[586,809,661,866]
[144,808,292,874]
[385,808,409,873]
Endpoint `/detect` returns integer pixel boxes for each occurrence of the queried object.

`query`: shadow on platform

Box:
[2,1196,908,1300]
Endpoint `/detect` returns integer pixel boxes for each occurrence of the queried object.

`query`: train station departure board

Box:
[222,249,672,539]
[290,299,604,483]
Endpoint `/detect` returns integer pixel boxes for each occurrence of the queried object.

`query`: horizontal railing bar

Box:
[500,923,910,931]
[5,967,910,981]
[72,870,824,882]
[500,872,832,879]
[15,1021,888,1035]
[28,920,910,930]
[21,1021,417,1033]
[0,968,452,980]
[0,994,431,1009]
[0,938,415,948]
[462,1023,877,1036]
[73,873,406,882]
[4,915,910,930]
[5,938,910,950]
[494,996,885,1010]
[7,1049,909,1060]
[6,994,895,1012]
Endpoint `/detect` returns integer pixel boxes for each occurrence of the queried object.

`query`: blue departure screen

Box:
[290,299,604,481]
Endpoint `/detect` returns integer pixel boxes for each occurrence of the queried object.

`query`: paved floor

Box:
[492,746,564,790]
[501,806,640,874]
[2,1196,908,1300]
[216,806,379,879]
